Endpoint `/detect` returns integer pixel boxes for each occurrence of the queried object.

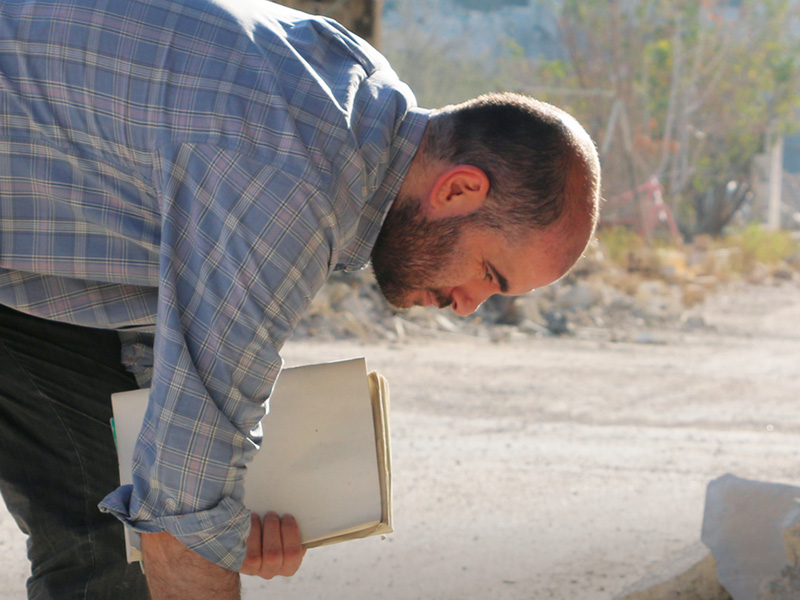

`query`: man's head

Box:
[371,92,600,315]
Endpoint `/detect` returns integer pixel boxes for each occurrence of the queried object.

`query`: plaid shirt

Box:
[0,0,427,568]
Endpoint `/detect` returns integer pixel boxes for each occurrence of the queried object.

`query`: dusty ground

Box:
[1,281,798,599]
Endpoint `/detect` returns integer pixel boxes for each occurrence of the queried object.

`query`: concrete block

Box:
[701,474,800,600]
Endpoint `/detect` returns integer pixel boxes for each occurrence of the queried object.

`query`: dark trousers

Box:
[0,304,149,599]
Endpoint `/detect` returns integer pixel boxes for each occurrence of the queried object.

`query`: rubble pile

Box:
[292,239,800,343]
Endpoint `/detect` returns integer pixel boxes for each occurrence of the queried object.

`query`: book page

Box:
[112,358,384,550]
[247,358,383,542]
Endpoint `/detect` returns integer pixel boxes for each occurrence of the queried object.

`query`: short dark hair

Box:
[422,92,600,233]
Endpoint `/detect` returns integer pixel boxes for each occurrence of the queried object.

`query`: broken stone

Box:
[486,295,522,325]
[781,502,800,566]
[701,474,800,600]
[635,332,658,344]
[755,502,800,600]
[555,283,600,312]
[518,319,550,336]
[339,293,372,323]
[773,265,795,281]
[607,291,638,312]
[614,542,730,600]
[755,565,800,600]
[542,310,569,335]
[681,314,707,330]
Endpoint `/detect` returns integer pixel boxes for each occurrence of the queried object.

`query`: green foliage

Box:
[538,59,567,80]
[531,0,800,233]
[382,0,800,236]
[504,37,526,58]
[726,224,798,266]
[595,223,798,284]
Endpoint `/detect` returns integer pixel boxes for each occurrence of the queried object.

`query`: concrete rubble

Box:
[291,240,800,344]
[757,505,800,599]
[702,475,800,600]
[617,475,800,600]
[614,542,731,600]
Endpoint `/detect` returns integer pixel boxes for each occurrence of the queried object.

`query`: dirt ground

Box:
[1,281,798,599]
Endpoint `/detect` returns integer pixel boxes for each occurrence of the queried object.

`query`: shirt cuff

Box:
[99,484,251,570]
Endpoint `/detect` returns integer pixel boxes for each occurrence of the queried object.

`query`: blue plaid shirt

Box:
[0,0,427,569]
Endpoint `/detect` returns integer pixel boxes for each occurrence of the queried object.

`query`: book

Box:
[111,357,392,562]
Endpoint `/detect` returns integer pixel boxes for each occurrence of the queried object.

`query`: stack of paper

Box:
[111,358,392,562]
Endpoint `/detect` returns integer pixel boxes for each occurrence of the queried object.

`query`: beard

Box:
[370,196,472,309]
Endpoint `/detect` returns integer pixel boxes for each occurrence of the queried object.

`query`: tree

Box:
[527,0,800,237]
[381,2,499,109]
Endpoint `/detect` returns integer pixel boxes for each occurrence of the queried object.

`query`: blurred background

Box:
[2,2,799,599]
[277,0,800,346]
[384,0,800,238]
[292,0,800,237]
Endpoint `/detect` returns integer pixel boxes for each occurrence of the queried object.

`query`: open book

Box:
[111,358,392,562]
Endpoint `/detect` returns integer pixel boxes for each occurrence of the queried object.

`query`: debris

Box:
[614,542,730,600]
[681,314,707,330]
[701,474,800,600]
[635,332,658,344]
[756,502,800,600]
[542,310,569,335]
[292,239,799,343]
[555,283,599,312]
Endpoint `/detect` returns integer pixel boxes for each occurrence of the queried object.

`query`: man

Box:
[0,0,600,598]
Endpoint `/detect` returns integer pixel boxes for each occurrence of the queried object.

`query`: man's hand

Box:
[141,512,305,600]
[240,512,306,579]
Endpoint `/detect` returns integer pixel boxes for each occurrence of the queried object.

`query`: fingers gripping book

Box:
[111,358,392,562]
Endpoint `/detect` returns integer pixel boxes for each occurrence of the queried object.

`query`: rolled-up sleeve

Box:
[100,143,336,569]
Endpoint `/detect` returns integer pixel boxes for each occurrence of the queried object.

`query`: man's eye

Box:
[485,268,493,282]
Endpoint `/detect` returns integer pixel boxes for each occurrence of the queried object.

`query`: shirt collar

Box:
[335,106,430,272]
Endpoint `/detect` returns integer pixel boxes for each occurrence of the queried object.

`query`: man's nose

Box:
[450,287,492,316]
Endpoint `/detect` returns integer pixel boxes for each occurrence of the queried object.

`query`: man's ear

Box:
[426,165,489,219]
